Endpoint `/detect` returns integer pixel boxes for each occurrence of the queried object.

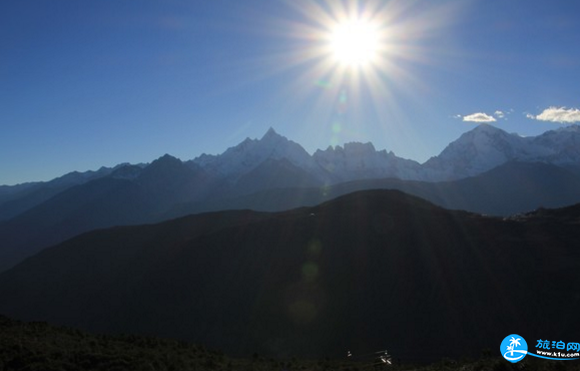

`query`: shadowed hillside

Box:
[0,190,579,360]
[3,160,580,273]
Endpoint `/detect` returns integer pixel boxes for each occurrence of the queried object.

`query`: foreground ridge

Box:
[1,190,579,360]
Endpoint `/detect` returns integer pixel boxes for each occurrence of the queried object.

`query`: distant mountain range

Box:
[1,124,580,271]
[191,124,580,183]
[1,190,578,360]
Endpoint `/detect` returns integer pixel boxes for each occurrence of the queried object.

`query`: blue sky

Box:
[1,0,579,185]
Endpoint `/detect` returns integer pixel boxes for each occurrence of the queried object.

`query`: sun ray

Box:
[232,0,464,148]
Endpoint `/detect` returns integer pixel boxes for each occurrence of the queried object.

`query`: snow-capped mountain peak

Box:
[6,123,580,192]
[531,124,580,165]
[422,124,529,179]
[422,123,580,180]
[313,141,422,182]
[192,128,313,178]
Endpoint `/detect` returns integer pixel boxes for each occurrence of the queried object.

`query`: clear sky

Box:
[1,0,579,185]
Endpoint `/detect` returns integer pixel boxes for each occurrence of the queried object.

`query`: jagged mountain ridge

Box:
[312,142,423,182]
[192,127,318,180]
[189,125,580,183]
[3,124,580,194]
[1,124,580,271]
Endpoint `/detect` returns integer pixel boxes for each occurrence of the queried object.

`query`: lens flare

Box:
[248,0,462,146]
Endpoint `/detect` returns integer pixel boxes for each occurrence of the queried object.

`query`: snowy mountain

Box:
[190,124,580,183]
[191,128,317,180]
[423,124,530,180]
[3,124,580,194]
[313,142,422,182]
[529,124,580,166]
[423,124,580,180]
[2,124,580,271]
[192,127,420,184]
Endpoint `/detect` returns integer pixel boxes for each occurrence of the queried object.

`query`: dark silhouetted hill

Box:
[3,126,580,273]
[2,160,580,273]
[1,190,578,360]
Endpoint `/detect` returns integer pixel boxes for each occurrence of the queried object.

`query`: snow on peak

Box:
[192,128,313,177]
[312,141,421,182]
[531,124,580,164]
[423,125,529,179]
[422,123,580,180]
[192,124,580,184]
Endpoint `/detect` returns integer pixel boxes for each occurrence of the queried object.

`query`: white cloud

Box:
[494,110,505,118]
[462,112,496,123]
[530,106,580,123]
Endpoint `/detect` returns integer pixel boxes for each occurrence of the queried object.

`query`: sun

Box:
[252,0,462,146]
[328,19,380,68]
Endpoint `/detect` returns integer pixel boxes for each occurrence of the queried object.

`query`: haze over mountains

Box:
[1,124,580,271]
[1,124,580,361]
[1,190,579,360]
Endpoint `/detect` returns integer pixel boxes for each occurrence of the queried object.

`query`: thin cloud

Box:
[463,112,496,123]
[530,107,580,123]
[494,110,505,118]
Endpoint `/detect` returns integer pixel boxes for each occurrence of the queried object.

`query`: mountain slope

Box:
[0,166,117,221]
[432,161,580,215]
[530,124,580,166]
[0,155,217,272]
[424,124,580,180]
[192,128,422,184]
[1,190,578,360]
[164,161,580,218]
[423,124,528,180]
[192,128,317,179]
[313,142,422,182]
[233,158,321,195]
[3,125,580,271]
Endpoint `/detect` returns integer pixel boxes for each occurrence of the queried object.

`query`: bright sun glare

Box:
[262,0,458,145]
[329,19,380,67]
